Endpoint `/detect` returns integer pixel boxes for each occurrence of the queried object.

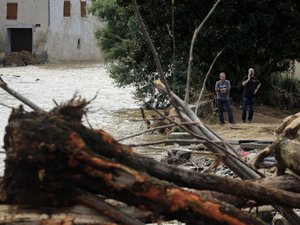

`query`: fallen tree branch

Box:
[128,139,207,147]
[185,0,222,103]
[131,0,172,100]
[0,77,44,112]
[195,48,224,115]
[77,190,144,225]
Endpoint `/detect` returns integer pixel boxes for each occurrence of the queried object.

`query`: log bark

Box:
[0,77,44,112]
[2,102,265,225]
[0,203,150,225]
[252,175,300,193]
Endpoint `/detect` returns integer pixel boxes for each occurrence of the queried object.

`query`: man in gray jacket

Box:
[215,72,235,124]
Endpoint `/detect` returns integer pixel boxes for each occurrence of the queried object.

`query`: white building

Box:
[0,0,102,61]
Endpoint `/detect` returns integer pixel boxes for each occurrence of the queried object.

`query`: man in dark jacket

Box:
[242,68,261,123]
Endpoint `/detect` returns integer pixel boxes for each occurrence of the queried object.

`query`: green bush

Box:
[267,71,300,111]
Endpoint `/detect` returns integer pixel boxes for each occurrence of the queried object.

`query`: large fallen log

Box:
[1,100,267,225]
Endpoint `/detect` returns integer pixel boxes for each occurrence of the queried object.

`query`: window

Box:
[81,1,87,17]
[63,1,71,17]
[7,3,18,20]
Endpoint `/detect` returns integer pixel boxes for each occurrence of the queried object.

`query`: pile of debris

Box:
[1,76,300,224]
[0,51,48,67]
[0,97,300,225]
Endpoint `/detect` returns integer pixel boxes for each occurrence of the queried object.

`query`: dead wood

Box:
[253,112,300,176]
[253,175,300,193]
[184,0,222,103]
[1,101,266,225]
[132,155,300,208]
[77,191,144,225]
[0,202,154,225]
[0,204,142,225]
[0,77,44,112]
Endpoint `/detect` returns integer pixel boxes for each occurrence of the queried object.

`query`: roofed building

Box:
[0,0,102,62]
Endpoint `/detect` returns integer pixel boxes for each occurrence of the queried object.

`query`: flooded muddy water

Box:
[0,62,165,175]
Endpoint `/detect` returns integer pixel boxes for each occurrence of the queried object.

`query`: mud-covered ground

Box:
[210,105,289,142]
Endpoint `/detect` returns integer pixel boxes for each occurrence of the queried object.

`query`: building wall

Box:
[47,0,102,61]
[0,0,48,53]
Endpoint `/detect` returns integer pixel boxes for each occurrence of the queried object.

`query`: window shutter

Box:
[7,3,18,20]
[64,1,71,17]
[81,1,87,17]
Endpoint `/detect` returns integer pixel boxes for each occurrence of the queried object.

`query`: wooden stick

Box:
[0,77,44,112]
[195,48,223,115]
[77,190,144,225]
[131,0,172,100]
[128,139,206,147]
[185,0,222,103]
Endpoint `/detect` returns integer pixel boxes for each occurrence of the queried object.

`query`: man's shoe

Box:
[230,121,236,124]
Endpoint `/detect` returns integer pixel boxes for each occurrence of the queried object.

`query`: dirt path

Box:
[209,105,289,141]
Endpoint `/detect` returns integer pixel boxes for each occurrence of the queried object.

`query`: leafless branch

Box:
[78,190,144,225]
[84,114,94,129]
[118,121,202,142]
[0,102,14,109]
[148,104,207,141]
[195,48,224,115]
[185,0,222,103]
[128,139,206,147]
[118,124,175,142]
[131,0,172,101]
[0,77,44,112]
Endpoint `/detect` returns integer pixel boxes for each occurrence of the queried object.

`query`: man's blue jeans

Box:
[217,99,234,123]
[242,95,254,122]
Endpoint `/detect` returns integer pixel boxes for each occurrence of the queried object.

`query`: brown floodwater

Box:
[0,62,167,175]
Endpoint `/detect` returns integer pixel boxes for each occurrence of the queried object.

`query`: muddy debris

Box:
[0,99,275,225]
[0,51,48,67]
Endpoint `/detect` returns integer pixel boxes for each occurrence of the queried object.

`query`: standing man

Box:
[215,72,235,124]
[242,68,261,123]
